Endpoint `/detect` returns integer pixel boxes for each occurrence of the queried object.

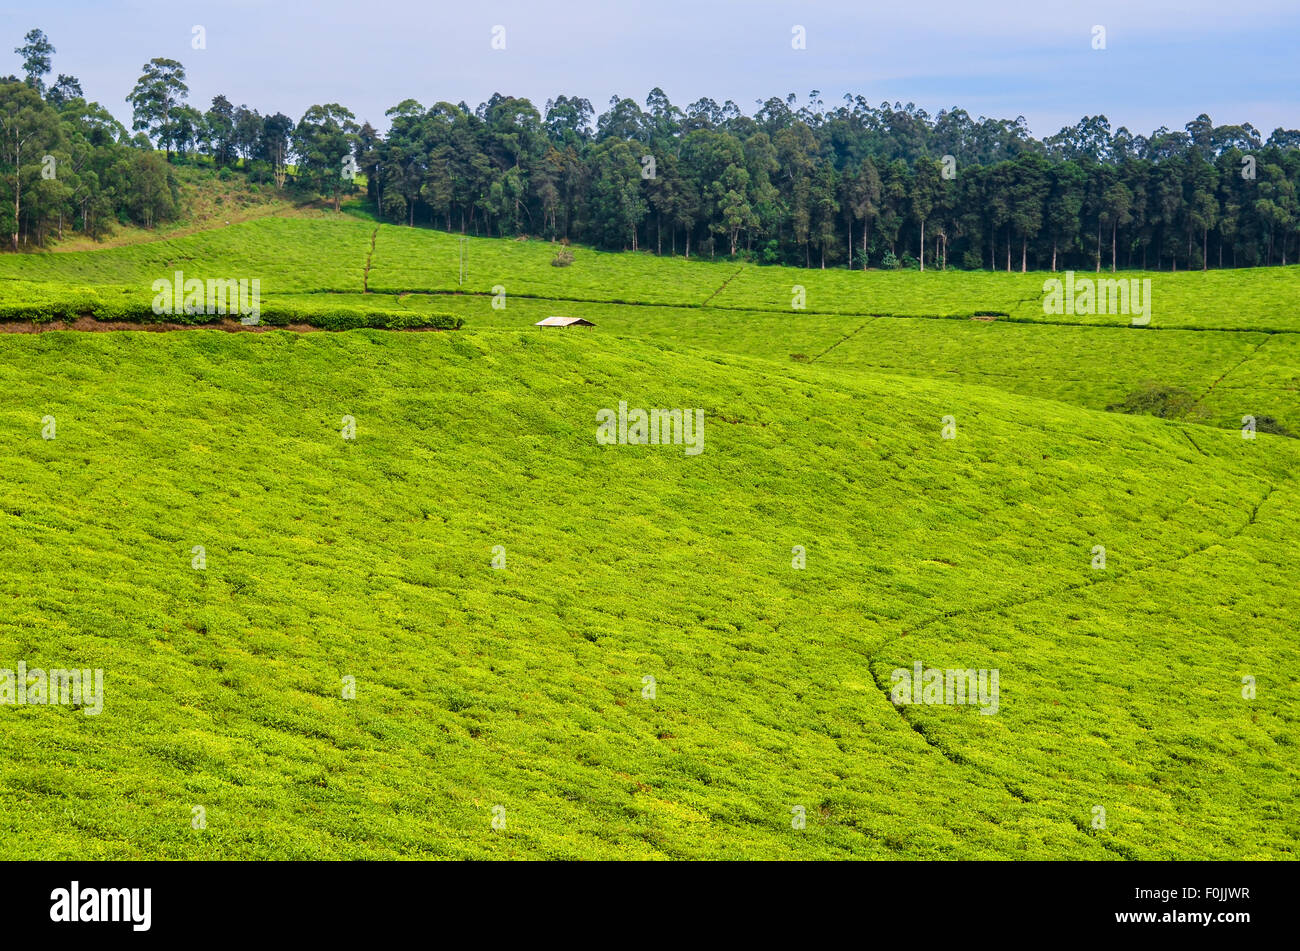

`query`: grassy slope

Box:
[5,215,1300,325]
[2,216,1295,431]
[3,217,366,289]
[1,216,1297,857]
[47,164,301,253]
[0,328,1297,858]
[427,295,1298,435]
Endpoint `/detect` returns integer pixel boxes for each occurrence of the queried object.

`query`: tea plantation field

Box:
[0,218,1296,858]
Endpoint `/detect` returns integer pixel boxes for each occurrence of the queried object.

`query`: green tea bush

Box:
[1106,383,1200,419]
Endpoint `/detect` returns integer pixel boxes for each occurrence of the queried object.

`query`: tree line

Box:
[2,30,183,248]
[5,28,1300,270]
[360,95,1300,272]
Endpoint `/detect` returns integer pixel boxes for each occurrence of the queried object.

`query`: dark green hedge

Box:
[0,286,461,331]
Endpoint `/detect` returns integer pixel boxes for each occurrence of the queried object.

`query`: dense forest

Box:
[4,28,1300,270]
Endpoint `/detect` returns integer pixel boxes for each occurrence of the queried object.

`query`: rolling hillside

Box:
[0,220,1297,858]
[2,216,1297,434]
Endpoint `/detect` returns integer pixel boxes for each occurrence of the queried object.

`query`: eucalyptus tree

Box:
[14,29,54,94]
[126,58,188,160]
[293,103,358,211]
[0,80,60,249]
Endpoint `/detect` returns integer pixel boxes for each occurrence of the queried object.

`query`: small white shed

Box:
[534,316,595,327]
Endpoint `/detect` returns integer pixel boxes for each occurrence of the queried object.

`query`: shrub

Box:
[1253,415,1294,437]
[0,281,462,332]
[258,302,462,331]
[1106,384,1199,419]
[551,247,575,267]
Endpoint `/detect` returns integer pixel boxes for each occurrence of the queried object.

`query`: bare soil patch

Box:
[0,317,322,334]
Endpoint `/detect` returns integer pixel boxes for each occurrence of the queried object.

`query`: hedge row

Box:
[0,283,462,331]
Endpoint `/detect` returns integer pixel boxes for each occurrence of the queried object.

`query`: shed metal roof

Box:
[534,316,595,326]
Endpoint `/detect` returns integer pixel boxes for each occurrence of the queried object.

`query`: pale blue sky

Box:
[4,0,1297,138]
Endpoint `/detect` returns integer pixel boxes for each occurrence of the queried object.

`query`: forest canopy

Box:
[4,27,1299,271]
